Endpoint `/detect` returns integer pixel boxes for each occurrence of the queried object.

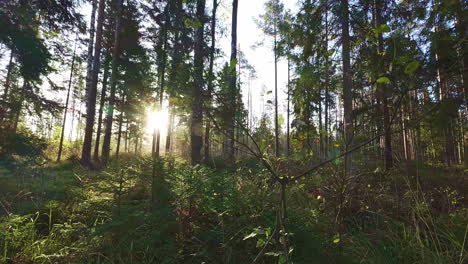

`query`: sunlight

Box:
[146,108,169,135]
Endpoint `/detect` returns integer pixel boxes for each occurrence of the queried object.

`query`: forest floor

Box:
[0,154,467,263]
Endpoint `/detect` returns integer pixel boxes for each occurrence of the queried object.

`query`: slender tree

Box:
[204,0,219,162]
[190,0,206,165]
[93,53,110,161]
[226,0,238,158]
[374,0,393,170]
[57,33,78,162]
[81,0,106,167]
[102,0,124,164]
[341,0,353,175]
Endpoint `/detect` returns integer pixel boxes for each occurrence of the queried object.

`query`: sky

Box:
[219,0,297,124]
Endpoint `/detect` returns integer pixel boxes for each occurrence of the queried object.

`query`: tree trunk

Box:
[433,2,457,166]
[57,33,78,162]
[274,22,280,157]
[93,53,110,161]
[324,0,329,157]
[156,8,169,158]
[287,59,290,156]
[81,0,106,167]
[204,0,219,162]
[190,0,206,165]
[102,0,124,165]
[124,119,129,153]
[0,51,14,125]
[116,100,124,159]
[341,0,353,175]
[166,104,175,154]
[454,0,467,167]
[374,0,393,170]
[225,0,238,159]
[84,0,97,110]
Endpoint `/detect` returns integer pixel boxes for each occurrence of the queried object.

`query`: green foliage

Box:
[404,61,420,74]
[376,76,390,84]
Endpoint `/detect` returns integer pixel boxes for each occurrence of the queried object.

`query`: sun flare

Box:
[146,108,169,135]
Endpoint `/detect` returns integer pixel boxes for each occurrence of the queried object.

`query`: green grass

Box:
[0,156,466,263]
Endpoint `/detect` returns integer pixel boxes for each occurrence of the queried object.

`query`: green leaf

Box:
[376,77,390,84]
[229,58,238,70]
[333,238,340,243]
[404,61,420,74]
[373,24,391,34]
[395,56,411,64]
[278,255,287,264]
[326,50,335,57]
[184,18,202,28]
[256,238,266,248]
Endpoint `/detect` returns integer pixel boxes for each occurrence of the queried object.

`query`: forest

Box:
[0,0,467,263]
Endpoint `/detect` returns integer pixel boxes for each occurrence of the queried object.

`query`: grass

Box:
[0,155,466,263]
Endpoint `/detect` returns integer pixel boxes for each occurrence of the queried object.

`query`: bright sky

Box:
[218,0,297,124]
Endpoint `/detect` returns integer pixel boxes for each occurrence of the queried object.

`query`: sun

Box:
[146,108,169,135]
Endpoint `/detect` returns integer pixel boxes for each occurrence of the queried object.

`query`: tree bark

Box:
[116,98,124,159]
[93,53,110,161]
[84,0,97,110]
[0,51,14,125]
[433,2,457,166]
[190,0,206,165]
[274,21,280,157]
[156,7,169,158]
[287,59,290,156]
[324,0,329,157]
[165,103,174,154]
[102,0,124,164]
[226,0,238,159]
[81,0,106,167]
[341,0,353,175]
[204,0,219,162]
[374,0,393,170]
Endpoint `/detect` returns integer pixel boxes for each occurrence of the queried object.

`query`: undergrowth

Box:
[0,155,466,263]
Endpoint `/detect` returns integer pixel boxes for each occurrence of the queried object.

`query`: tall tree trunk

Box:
[204,0,219,162]
[81,0,106,167]
[93,53,110,161]
[116,99,124,159]
[433,2,456,166]
[374,0,393,170]
[156,8,169,158]
[226,0,238,159]
[102,0,124,164]
[190,0,206,165]
[84,0,97,110]
[69,95,75,142]
[319,92,323,157]
[454,0,467,167]
[166,0,183,156]
[124,118,129,153]
[286,59,290,156]
[0,51,14,125]
[341,0,353,175]
[166,104,175,154]
[57,33,78,162]
[274,22,280,157]
[324,0,329,157]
